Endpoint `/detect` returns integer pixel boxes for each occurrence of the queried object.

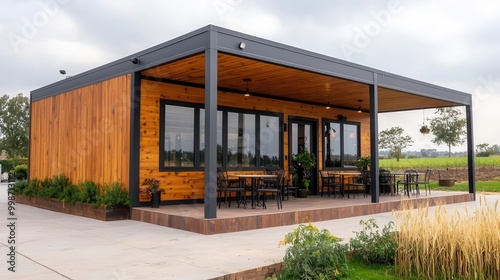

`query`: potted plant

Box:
[354,156,371,171]
[291,147,316,197]
[140,178,164,208]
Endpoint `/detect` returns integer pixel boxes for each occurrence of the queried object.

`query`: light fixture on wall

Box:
[239,42,246,49]
[357,100,363,113]
[243,78,252,97]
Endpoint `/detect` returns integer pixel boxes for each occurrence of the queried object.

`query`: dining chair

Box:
[347,173,367,198]
[417,169,431,195]
[397,170,419,196]
[217,168,246,208]
[379,169,393,195]
[320,171,342,197]
[256,169,284,209]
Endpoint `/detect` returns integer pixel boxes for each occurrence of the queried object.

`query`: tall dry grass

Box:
[395,197,500,279]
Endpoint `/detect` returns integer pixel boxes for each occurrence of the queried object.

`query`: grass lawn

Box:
[379,155,500,169]
[341,260,421,280]
[430,181,500,192]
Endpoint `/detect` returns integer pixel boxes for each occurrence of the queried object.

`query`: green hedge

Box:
[13,174,131,207]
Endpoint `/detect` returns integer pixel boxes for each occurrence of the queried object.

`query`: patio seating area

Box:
[131,191,474,235]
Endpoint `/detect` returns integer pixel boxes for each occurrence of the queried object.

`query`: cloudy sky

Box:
[1,0,499,152]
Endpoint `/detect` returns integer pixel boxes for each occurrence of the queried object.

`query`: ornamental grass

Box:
[395,197,500,279]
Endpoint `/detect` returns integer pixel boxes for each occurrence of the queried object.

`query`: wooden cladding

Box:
[140,79,371,201]
[30,75,131,188]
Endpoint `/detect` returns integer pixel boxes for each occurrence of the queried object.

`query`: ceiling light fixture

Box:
[325,102,331,110]
[357,100,363,113]
[243,78,252,97]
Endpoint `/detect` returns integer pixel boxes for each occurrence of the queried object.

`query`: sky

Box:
[1,0,499,153]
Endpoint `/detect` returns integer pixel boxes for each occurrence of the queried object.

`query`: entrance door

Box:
[289,117,318,194]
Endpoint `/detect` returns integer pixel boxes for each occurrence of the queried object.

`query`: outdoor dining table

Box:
[392,172,425,197]
[231,174,277,208]
[332,172,361,198]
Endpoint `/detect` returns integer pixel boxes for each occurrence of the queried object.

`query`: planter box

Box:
[15,195,129,221]
[438,179,456,187]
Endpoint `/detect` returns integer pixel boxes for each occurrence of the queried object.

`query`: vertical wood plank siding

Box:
[30,75,131,188]
[140,80,370,201]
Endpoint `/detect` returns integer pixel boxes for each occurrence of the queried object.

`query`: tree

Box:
[0,93,30,158]
[379,127,413,162]
[429,107,466,158]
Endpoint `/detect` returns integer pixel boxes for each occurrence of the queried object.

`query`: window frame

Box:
[159,100,284,171]
[322,118,361,170]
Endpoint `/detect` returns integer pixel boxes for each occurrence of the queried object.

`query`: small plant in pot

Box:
[355,156,371,171]
[291,147,316,197]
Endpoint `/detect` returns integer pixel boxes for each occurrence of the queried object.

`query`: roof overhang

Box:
[31,24,472,113]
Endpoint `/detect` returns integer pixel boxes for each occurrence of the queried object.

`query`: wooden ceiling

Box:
[141,53,458,113]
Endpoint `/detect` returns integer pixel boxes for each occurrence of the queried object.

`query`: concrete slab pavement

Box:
[0,182,498,279]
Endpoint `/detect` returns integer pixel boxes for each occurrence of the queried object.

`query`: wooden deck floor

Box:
[131,191,474,235]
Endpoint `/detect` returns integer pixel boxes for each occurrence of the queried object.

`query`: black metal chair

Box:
[347,173,367,198]
[379,169,393,195]
[417,169,431,195]
[320,171,342,197]
[216,168,246,208]
[397,169,419,197]
[256,169,284,209]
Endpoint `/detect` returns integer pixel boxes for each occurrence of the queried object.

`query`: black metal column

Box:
[129,72,141,207]
[369,73,380,203]
[204,30,218,219]
[465,105,476,199]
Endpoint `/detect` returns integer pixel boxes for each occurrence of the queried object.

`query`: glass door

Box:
[289,117,318,194]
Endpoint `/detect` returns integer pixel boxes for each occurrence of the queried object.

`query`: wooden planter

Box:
[438,179,456,187]
[15,195,129,221]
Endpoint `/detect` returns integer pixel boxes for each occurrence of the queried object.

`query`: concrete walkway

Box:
[0,182,497,280]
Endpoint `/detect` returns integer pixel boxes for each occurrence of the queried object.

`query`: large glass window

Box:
[199,109,223,167]
[227,112,256,167]
[163,104,195,167]
[160,100,282,170]
[323,120,360,169]
[259,115,280,168]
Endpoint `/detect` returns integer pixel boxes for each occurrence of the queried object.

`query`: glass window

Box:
[259,115,280,168]
[323,120,359,169]
[324,122,341,167]
[160,100,282,170]
[163,105,194,167]
[227,112,256,167]
[343,124,358,167]
[199,109,223,167]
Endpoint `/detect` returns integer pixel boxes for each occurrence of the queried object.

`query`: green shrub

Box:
[23,178,41,198]
[476,151,491,157]
[278,223,349,280]
[79,181,99,204]
[349,219,397,265]
[38,177,60,199]
[59,184,80,204]
[96,182,131,207]
[12,179,28,194]
[12,164,28,180]
[0,158,28,174]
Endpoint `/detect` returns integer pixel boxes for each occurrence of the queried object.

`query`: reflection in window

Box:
[323,120,359,168]
[161,101,282,170]
[199,109,223,167]
[343,124,358,167]
[324,122,341,167]
[227,112,256,167]
[260,115,280,168]
[164,105,194,167]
